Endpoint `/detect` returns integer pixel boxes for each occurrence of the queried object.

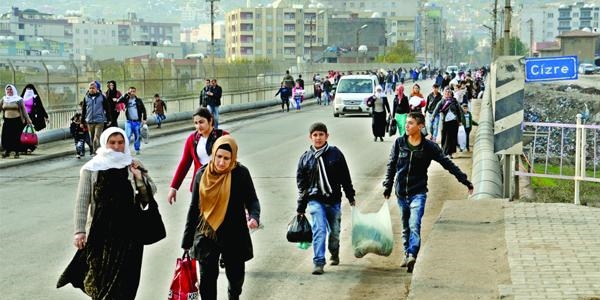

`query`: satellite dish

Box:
[156,52,165,58]
[41,50,50,55]
[162,40,172,45]
[582,27,592,32]
[358,45,368,53]
[36,37,44,42]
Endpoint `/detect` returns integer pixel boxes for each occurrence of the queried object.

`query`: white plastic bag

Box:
[457,125,466,151]
[351,200,394,258]
[141,124,149,144]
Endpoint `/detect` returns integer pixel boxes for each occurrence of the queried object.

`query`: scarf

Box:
[23,89,35,101]
[198,136,238,238]
[310,143,332,197]
[3,84,22,103]
[81,127,132,172]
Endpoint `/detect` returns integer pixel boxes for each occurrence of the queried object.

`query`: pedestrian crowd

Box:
[2,67,484,299]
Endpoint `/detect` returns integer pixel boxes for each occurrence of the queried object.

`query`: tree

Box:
[374,42,416,63]
[495,36,529,56]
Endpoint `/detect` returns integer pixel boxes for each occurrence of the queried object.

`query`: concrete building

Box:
[225,6,328,62]
[72,21,119,59]
[537,30,599,64]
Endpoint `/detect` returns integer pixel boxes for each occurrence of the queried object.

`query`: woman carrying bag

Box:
[181,136,261,300]
[57,127,158,300]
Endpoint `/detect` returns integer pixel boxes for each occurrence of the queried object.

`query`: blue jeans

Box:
[397,193,427,257]
[154,113,166,126]
[208,104,220,128]
[125,120,141,151]
[308,200,341,266]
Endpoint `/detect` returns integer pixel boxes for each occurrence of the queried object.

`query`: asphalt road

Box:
[1,80,462,300]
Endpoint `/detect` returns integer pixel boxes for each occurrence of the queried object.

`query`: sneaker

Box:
[400,254,409,267]
[312,265,324,275]
[330,255,339,266]
[406,254,416,273]
[76,154,81,159]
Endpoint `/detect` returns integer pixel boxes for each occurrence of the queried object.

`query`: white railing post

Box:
[574,114,582,205]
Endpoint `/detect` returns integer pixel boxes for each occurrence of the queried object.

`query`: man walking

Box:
[119,86,147,155]
[81,81,112,155]
[206,79,222,128]
[199,79,211,108]
[296,122,356,275]
[383,112,473,273]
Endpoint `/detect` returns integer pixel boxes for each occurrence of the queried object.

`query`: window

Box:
[284,24,295,32]
[547,13,553,18]
[267,49,272,54]
[573,13,579,18]
[18,23,24,29]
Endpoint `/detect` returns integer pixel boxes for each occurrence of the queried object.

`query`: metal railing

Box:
[517,114,600,204]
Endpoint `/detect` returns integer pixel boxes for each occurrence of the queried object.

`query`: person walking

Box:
[20,83,49,133]
[296,122,356,275]
[367,86,390,142]
[383,112,473,273]
[105,80,123,127]
[392,84,410,137]
[425,83,442,140]
[81,81,112,155]
[118,86,147,155]
[57,127,157,299]
[166,107,228,205]
[181,136,260,300]
[431,87,463,158]
[282,70,295,89]
[274,83,291,112]
[460,104,478,152]
[292,81,304,111]
[206,79,222,128]
[1,84,32,158]
[199,79,211,108]
[152,93,167,128]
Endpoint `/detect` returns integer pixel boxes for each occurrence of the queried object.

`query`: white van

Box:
[332,74,378,117]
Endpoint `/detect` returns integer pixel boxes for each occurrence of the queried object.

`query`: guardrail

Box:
[517,115,600,204]
[470,77,504,200]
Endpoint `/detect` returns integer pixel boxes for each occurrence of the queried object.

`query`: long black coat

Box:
[182,163,260,263]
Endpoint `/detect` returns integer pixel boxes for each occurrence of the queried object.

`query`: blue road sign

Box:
[524,56,578,82]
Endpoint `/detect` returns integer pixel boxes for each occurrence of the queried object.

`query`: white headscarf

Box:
[3,84,22,103]
[23,88,35,101]
[375,86,384,98]
[81,127,133,172]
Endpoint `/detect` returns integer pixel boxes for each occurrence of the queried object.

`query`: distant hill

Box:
[1,0,273,24]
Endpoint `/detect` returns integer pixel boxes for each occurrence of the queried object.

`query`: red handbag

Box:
[20,124,38,146]
[168,251,199,300]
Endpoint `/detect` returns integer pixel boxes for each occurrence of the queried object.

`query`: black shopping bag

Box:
[286,215,312,243]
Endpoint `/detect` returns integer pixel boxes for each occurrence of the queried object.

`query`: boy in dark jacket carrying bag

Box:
[383,112,473,273]
[296,122,356,275]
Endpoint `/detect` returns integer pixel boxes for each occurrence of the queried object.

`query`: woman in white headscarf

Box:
[57,127,157,300]
[1,84,31,158]
[367,86,390,141]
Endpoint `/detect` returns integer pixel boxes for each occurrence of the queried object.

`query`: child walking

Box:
[69,113,91,159]
[152,93,167,128]
[292,82,304,111]
[275,83,291,112]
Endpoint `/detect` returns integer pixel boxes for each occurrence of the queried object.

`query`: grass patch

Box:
[523,164,600,207]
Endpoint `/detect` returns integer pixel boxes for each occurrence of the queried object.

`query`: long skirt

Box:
[372,111,387,138]
[442,120,459,156]
[1,117,25,153]
[395,113,407,137]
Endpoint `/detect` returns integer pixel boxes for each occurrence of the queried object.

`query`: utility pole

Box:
[503,0,511,56]
[528,18,533,57]
[207,0,220,77]
[492,0,498,59]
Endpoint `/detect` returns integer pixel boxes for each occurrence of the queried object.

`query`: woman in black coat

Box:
[367,86,390,141]
[182,136,261,300]
[432,87,463,158]
[20,84,48,132]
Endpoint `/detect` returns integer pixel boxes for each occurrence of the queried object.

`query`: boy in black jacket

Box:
[296,122,356,275]
[383,112,473,273]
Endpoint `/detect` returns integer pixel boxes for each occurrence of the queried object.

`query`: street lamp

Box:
[355,24,368,63]
[383,32,395,63]
[206,0,220,77]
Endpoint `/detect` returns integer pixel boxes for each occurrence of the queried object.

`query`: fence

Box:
[0,58,417,129]
[517,114,600,204]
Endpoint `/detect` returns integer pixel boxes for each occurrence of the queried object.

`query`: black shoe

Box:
[14,153,19,159]
[374,137,377,142]
[379,137,384,142]
[1,151,9,158]
[330,254,339,266]
[406,254,416,273]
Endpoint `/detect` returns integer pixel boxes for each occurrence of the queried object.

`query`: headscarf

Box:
[198,135,238,237]
[81,127,132,172]
[375,86,384,98]
[22,89,35,101]
[3,84,22,103]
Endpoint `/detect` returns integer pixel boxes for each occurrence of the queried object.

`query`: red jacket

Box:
[169,129,228,191]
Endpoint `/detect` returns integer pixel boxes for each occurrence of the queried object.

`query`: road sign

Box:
[524,56,578,82]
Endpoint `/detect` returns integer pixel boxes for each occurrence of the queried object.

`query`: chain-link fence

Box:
[1,58,417,129]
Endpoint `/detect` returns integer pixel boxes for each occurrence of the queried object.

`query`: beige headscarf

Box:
[198,135,238,238]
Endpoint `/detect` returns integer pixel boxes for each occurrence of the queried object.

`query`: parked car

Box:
[332,74,378,117]
[578,63,595,74]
